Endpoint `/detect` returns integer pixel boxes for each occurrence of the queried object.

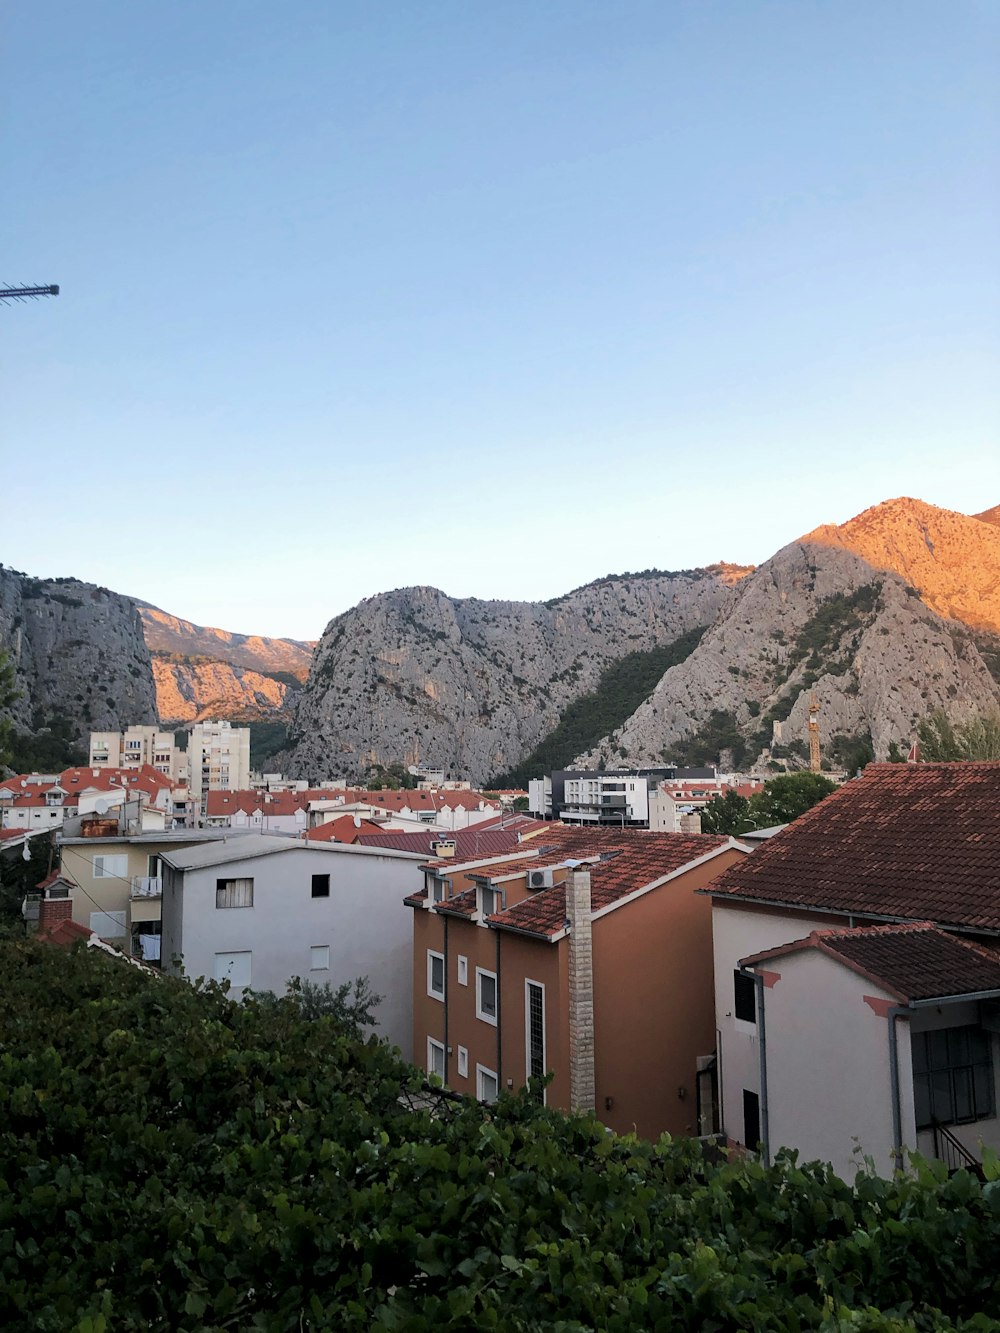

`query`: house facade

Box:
[409,826,748,1138]
[707,761,1000,1178]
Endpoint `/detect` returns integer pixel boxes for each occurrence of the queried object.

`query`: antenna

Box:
[0,283,59,303]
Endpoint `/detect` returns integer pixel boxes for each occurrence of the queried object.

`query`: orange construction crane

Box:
[808,691,821,772]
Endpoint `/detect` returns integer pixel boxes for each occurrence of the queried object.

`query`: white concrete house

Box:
[706,761,1000,1179]
[159,835,426,1058]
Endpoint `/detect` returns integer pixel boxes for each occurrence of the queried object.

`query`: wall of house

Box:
[712,901,846,1148]
[162,846,417,1057]
[759,948,906,1180]
[592,848,746,1140]
[59,837,197,940]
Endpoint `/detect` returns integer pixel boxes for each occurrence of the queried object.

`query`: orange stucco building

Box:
[407,825,748,1140]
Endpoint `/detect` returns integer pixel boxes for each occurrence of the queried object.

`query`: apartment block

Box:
[89,726,186,782]
[187,721,252,808]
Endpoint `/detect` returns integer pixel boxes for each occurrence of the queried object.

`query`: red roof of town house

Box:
[58,765,173,800]
[741,922,1000,1004]
[360,816,542,861]
[305,815,385,844]
[708,763,1000,932]
[205,789,349,818]
[38,917,94,947]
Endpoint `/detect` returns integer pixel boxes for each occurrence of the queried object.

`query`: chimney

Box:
[38,879,73,936]
[679,811,702,834]
[566,869,596,1114]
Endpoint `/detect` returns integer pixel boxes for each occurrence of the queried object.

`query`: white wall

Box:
[161,845,420,1057]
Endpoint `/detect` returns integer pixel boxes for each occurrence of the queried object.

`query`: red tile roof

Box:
[741,922,1000,1004]
[305,815,384,844]
[206,788,346,817]
[708,763,1000,932]
[38,918,93,947]
[361,819,541,860]
[59,765,172,798]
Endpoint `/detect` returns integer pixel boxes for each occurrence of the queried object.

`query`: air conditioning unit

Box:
[528,867,556,890]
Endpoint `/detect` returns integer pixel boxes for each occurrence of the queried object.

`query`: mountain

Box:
[974,504,1000,530]
[0,566,156,760]
[581,498,1000,771]
[285,567,750,785]
[137,605,314,725]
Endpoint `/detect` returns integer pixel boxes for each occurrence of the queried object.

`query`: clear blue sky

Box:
[4,1,998,640]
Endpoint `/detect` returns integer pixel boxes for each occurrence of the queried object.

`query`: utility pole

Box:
[0,283,59,303]
[808,691,822,772]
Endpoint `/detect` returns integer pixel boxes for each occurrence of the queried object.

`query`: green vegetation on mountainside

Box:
[2,938,1000,1330]
[491,627,706,786]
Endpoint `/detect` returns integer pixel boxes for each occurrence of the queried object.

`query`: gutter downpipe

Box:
[887,1005,908,1173]
[741,968,770,1166]
[443,916,449,1083]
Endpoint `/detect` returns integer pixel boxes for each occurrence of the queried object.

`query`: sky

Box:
[3,1,998,641]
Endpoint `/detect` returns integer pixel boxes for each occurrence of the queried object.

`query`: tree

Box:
[700,789,756,836]
[251,975,383,1041]
[751,771,838,826]
[917,708,1000,762]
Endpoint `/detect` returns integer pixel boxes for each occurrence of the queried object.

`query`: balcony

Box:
[131,876,162,899]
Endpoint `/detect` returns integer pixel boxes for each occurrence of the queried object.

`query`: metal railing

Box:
[130,876,162,898]
[932,1121,981,1174]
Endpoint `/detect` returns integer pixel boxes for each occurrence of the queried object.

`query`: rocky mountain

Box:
[285,566,750,785]
[975,504,1000,530]
[137,605,314,725]
[0,566,156,751]
[582,498,1000,772]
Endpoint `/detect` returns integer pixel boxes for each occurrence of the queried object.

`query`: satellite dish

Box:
[95,800,109,816]
[407,765,419,775]
[353,815,361,828]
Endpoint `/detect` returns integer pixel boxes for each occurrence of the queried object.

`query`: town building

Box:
[89,726,186,782]
[159,835,426,1056]
[528,768,735,828]
[408,824,749,1138]
[187,721,252,809]
[706,762,1000,1179]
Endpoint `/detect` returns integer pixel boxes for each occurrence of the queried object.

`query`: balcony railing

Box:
[131,876,162,899]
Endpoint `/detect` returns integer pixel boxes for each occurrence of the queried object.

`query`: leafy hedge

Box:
[3,940,1000,1331]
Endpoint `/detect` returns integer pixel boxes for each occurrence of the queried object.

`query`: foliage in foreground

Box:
[2,940,1000,1331]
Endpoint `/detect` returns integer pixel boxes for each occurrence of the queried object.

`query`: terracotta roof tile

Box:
[709,763,1000,931]
[742,922,1000,1003]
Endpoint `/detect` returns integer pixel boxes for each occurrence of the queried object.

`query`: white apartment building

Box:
[187,721,252,807]
[89,727,186,782]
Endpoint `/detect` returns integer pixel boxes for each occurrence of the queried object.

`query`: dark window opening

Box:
[912,1025,995,1130]
[734,970,757,1023]
[311,873,330,898]
[743,1089,761,1149]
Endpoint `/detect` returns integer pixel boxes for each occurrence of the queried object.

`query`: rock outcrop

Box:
[0,568,156,744]
[285,567,749,785]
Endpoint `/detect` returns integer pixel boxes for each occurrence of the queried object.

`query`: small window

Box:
[214,951,252,988]
[427,950,445,1001]
[310,945,330,971]
[93,853,128,880]
[476,968,498,1025]
[526,980,545,1090]
[743,1089,761,1148]
[478,885,504,917]
[457,1046,469,1078]
[457,955,468,986]
[734,971,756,1023]
[311,873,330,898]
[427,1037,445,1081]
[912,1025,995,1129]
[477,1064,499,1104]
[216,877,254,908]
[430,878,446,904]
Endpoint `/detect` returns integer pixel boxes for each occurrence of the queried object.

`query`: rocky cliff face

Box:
[285,567,749,784]
[581,500,1000,771]
[138,605,314,725]
[0,567,156,744]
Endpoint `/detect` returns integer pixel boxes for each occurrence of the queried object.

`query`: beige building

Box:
[89,726,186,782]
[188,721,251,809]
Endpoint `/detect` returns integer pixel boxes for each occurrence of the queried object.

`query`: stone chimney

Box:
[37,877,73,936]
[566,869,596,1114]
[679,811,702,834]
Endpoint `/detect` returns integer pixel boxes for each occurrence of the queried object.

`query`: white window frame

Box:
[476,966,498,1026]
[525,978,546,1101]
[93,853,128,880]
[427,949,445,1001]
[427,1036,446,1082]
[457,1045,469,1079]
[213,950,252,988]
[310,944,330,971]
[476,1063,499,1104]
[457,955,468,986]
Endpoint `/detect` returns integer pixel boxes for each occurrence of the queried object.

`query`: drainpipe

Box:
[741,968,770,1166]
[887,1005,908,1172]
[443,916,449,1083]
[495,929,502,1088]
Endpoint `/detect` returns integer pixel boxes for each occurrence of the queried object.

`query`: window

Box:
[310,945,330,971]
[912,1025,995,1130]
[93,854,128,880]
[427,1037,445,1081]
[734,970,757,1023]
[89,910,126,938]
[457,955,468,986]
[477,1065,499,1104]
[430,877,448,904]
[457,1046,469,1078]
[478,885,504,917]
[216,877,254,908]
[526,980,546,1094]
[147,854,161,878]
[743,1089,761,1148]
[427,950,445,1001]
[311,873,330,898]
[214,951,252,988]
[476,968,498,1025]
